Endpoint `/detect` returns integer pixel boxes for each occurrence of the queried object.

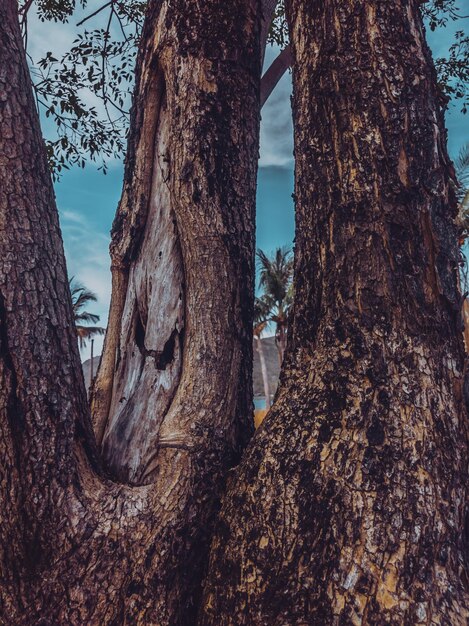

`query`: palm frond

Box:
[257,246,293,310]
[455,144,469,179]
[76,325,105,349]
[73,289,98,313]
[74,311,101,324]
[69,278,104,348]
[76,326,105,337]
[254,296,270,324]
[455,143,469,203]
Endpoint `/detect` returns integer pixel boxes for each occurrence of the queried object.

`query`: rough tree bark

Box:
[0,0,260,623]
[90,1,280,478]
[89,0,281,486]
[201,1,469,624]
[92,0,270,486]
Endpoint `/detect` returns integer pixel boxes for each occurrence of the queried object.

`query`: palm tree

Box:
[454,145,469,290]
[257,246,293,364]
[454,144,469,349]
[456,143,469,223]
[69,278,105,349]
[254,297,272,410]
[455,143,469,237]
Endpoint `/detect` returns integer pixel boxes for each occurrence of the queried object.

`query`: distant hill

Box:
[82,355,101,392]
[82,336,281,399]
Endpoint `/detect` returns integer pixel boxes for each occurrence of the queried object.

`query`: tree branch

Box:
[260,0,279,67]
[18,0,34,16]
[260,44,292,108]
[76,1,112,27]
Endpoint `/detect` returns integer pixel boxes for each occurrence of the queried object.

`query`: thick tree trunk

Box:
[0,0,94,615]
[92,0,260,486]
[92,1,278,479]
[0,0,260,623]
[201,1,469,624]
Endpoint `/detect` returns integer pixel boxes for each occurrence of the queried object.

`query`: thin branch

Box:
[114,8,130,42]
[103,95,129,116]
[101,7,114,126]
[19,0,35,16]
[76,1,112,27]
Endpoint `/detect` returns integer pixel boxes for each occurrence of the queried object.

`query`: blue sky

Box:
[28,4,468,358]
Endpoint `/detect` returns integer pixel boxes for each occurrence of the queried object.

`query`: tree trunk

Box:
[91,0,260,486]
[92,2,277,480]
[201,1,469,624]
[275,322,287,365]
[0,0,261,623]
[255,335,271,409]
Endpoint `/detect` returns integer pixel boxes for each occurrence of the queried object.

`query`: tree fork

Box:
[0,0,261,622]
[201,0,469,624]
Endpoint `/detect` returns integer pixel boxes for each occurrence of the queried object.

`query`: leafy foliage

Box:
[258,247,292,307]
[253,297,270,337]
[454,144,469,292]
[455,144,469,204]
[22,0,469,176]
[23,0,144,178]
[435,31,469,114]
[256,246,293,362]
[421,0,462,30]
[34,0,85,23]
[257,247,293,329]
[267,0,288,49]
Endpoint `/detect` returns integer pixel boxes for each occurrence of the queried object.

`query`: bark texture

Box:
[0,0,260,623]
[92,0,260,486]
[93,0,277,478]
[201,1,469,624]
